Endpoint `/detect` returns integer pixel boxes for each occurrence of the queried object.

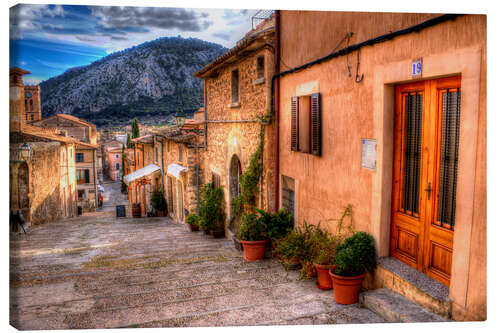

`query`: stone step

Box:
[360,288,449,323]
[372,257,452,317]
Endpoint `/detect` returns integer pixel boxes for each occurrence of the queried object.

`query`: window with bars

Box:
[437,89,461,229]
[75,153,84,162]
[401,92,423,216]
[291,93,321,156]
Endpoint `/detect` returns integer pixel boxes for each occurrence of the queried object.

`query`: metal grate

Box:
[437,89,461,229]
[402,93,423,216]
[252,10,275,30]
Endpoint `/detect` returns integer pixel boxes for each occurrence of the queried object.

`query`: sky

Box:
[9,4,260,84]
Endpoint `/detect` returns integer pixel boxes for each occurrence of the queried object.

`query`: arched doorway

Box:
[229,154,242,219]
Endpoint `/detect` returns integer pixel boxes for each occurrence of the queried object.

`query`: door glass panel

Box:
[401,93,423,216]
[437,89,461,229]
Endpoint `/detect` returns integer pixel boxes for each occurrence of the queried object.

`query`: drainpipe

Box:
[204,80,208,151]
[273,10,281,213]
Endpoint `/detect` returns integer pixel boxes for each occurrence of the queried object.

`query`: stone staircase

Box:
[359,257,452,323]
[360,289,449,323]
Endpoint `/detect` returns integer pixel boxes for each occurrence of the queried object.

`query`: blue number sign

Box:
[412,58,422,78]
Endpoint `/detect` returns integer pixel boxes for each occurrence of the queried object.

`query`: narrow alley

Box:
[10,208,384,329]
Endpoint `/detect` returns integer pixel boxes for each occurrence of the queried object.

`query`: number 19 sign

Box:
[412,58,422,78]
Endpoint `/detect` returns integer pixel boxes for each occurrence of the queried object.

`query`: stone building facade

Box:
[32,114,98,145]
[193,23,276,229]
[10,67,77,226]
[157,126,204,223]
[275,12,486,320]
[31,113,99,211]
[75,142,99,211]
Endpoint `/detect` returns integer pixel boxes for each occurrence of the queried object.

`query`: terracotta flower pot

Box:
[314,264,334,290]
[189,224,199,232]
[329,269,366,305]
[240,239,268,261]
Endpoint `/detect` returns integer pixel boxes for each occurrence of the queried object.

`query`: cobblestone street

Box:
[10,207,384,329]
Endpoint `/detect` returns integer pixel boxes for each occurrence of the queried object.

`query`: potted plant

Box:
[199,183,224,235]
[329,232,377,304]
[312,235,339,290]
[276,230,304,270]
[238,212,268,261]
[186,213,200,232]
[151,190,167,216]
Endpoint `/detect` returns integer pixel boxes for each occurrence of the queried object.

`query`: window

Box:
[231,69,239,103]
[75,153,84,162]
[116,163,120,170]
[178,145,183,162]
[136,152,140,164]
[78,189,86,200]
[77,169,90,184]
[291,93,321,156]
[155,147,158,162]
[256,56,265,79]
[115,154,119,158]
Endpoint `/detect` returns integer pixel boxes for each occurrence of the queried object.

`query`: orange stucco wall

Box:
[278,12,486,320]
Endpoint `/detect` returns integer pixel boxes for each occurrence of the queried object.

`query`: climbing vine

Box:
[231,112,272,218]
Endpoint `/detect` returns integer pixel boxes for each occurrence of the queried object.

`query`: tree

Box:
[131,119,140,139]
[126,133,131,148]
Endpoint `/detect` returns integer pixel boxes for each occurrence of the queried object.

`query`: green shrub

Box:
[237,212,267,241]
[151,190,167,211]
[334,232,377,277]
[199,183,225,231]
[255,208,293,240]
[186,213,200,226]
[276,230,305,264]
[312,235,340,266]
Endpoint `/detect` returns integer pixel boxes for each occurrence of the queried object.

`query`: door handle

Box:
[424,182,432,200]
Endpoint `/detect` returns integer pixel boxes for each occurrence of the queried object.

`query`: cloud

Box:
[111,36,128,41]
[91,6,213,34]
[212,31,232,41]
[10,4,65,39]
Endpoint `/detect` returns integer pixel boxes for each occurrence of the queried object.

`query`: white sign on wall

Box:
[361,139,377,171]
[412,58,423,78]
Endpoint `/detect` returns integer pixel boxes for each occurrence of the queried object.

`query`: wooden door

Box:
[391,76,461,286]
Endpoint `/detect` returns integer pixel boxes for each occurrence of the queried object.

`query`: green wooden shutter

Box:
[84,169,90,183]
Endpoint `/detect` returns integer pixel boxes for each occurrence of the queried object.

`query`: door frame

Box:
[390,76,460,285]
[372,47,482,308]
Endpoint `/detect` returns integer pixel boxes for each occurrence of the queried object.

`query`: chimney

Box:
[10,67,30,133]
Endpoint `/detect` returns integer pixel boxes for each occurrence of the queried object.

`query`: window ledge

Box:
[228,102,241,109]
[253,77,265,85]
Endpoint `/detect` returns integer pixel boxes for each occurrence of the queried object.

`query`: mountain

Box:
[40,37,227,128]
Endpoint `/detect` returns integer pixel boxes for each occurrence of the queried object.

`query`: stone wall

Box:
[161,138,202,223]
[202,46,276,224]
[10,142,63,224]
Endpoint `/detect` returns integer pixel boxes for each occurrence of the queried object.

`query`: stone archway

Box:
[229,154,242,219]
